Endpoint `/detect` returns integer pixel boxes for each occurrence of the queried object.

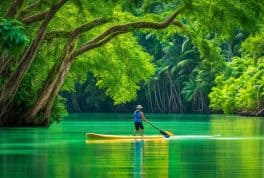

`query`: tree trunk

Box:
[25,55,73,124]
[24,39,75,122]
[0,0,67,121]
[42,59,73,120]
[5,0,24,18]
[146,85,153,112]
[167,73,184,112]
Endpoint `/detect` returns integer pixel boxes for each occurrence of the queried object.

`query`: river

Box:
[0,113,263,178]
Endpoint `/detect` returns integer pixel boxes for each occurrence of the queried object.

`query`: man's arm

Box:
[140,112,148,122]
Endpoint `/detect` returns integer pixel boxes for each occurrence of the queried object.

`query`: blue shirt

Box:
[134,110,141,122]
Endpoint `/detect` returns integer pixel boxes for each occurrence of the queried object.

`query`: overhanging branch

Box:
[71,30,126,59]
[71,18,109,37]
[44,18,109,41]
[72,7,184,58]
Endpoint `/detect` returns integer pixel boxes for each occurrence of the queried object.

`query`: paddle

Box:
[144,119,173,138]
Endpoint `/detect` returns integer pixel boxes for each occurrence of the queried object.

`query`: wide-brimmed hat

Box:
[136,105,143,109]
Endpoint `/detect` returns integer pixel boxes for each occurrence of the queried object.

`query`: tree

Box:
[209,29,264,116]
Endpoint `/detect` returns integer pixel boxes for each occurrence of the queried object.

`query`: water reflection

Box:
[133,141,143,178]
[210,117,264,178]
[133,140,169,177]
[1,115,264,178]
[84,139,169,178]
[141,140,168,177]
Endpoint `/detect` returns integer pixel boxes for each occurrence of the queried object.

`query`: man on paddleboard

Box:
[134,105,147,136]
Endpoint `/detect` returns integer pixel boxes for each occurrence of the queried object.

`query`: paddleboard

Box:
[86,133,164,140]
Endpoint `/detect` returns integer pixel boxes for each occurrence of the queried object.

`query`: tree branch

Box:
[72,7,184,58]
[71,30,126,59]
[71,18,109,37]
[172,20,183,29]
[172,20,189,33]
[22,11,48,25]
[18,0,43,18]
[44,18,109,40]
[5,0,25,18]
[21,0,66,25]
[90,9,182,45]
[45,31,70,40]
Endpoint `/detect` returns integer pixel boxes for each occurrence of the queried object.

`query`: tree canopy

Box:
[0,0,263,126]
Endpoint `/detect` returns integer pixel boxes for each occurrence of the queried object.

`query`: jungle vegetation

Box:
[0,0,263,126]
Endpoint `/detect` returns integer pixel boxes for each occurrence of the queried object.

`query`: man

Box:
[133,105,147,136]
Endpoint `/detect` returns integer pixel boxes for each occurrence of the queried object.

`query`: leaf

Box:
[177,58,193,68]
[145,33,153,40]
[181,38,190,53]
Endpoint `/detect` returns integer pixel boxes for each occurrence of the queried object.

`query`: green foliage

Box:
[68,33,155,105]
[241,29,264,59]
[49,95,67,123]
[183,0,264,38]
[209,31,264,114]
[36,0,264,114]
[63,74,114,112]
[179,38,225,108]
[0,17,29,55]
[220,31,248,61]
[137,33,215,112]
[2,0,264,122]
[182,78,197,102]
[0,1,10,16]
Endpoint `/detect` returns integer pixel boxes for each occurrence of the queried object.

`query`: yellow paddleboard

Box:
[86,133,164,140]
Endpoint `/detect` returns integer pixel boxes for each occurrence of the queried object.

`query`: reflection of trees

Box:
[211,118,264,178]
[142,141,168,178]
[169,139,217,178]
[83,140,168,178]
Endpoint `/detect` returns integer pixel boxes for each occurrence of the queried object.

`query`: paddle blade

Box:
[164,131,174,136]
[160,130,173,138]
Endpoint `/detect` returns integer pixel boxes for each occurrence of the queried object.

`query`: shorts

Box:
[135,122,144,130]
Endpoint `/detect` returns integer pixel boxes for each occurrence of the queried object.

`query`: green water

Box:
[0,113,264,178]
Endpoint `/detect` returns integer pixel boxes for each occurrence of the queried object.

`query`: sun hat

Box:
[136,105,143,109]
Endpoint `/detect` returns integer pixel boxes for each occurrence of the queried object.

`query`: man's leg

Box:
[134,129,138,136]
[134,123,138,136]
[140,129,144,136]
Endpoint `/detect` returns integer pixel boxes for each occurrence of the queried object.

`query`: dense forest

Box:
[0,0,263,126]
